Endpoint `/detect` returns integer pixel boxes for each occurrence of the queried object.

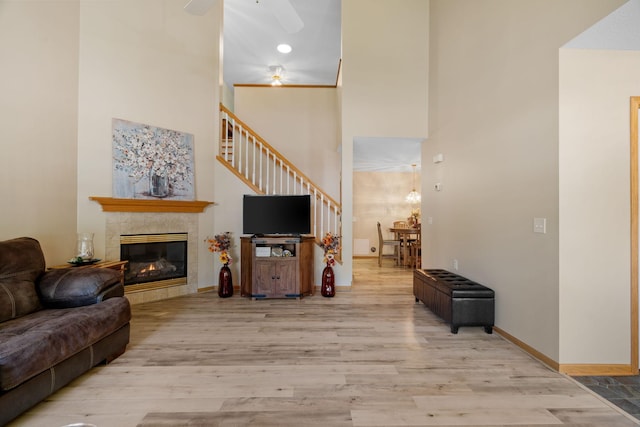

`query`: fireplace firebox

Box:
[120,233,187,287]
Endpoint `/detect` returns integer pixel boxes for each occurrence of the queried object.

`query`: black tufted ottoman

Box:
[414,269,495,334]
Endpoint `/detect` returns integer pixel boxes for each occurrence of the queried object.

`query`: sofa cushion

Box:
[0,237,45,323]
[37,267,121,308]
[0,278,42,324]
[0,297,131,391]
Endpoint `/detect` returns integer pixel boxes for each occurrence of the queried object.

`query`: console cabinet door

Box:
[254,259,276,297]
[254,259,298,297]
[275,259,297,297]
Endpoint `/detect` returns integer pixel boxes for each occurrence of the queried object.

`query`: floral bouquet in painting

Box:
[320,232,340,267]
[206,232,233,265]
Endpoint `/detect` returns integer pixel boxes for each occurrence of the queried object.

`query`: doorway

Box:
[352,137,423,261]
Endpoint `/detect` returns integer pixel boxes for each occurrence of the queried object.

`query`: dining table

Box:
[389,225,420,267]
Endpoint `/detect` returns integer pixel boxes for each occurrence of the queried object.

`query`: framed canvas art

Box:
[112,118,195,200]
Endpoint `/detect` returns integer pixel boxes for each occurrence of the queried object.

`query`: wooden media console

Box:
[240,236,314,299]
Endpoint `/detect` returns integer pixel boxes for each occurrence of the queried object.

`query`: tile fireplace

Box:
[120,233,187,289]
[105,211,200,304]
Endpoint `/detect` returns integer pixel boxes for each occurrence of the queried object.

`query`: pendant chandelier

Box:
[405,164,421,204]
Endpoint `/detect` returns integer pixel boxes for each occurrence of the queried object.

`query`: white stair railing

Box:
[218,104,342,247]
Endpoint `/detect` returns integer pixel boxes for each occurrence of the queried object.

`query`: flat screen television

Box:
[243,194,311,236]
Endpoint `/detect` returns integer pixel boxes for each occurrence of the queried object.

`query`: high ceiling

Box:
[222,0,342,88]
[212,0,421,173]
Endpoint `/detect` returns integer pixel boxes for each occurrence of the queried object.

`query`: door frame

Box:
[631,96,639,373]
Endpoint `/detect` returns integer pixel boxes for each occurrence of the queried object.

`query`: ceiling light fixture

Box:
[277,44,292,54]
[269,65,284,86]
[405,164,421,204]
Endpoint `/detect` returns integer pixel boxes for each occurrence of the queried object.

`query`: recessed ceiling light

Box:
[277,44,292,54]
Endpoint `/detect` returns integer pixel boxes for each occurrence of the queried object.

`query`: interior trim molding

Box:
[493,326,560,371]
[559,363,636,377]
[551,97,640,377]
[495,326,638,376]
[90,197,214,213]
[630,96,639,374]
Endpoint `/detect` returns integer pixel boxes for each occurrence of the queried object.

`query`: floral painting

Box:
[112,118,194,200]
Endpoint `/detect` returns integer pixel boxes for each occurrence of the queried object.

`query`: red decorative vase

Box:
[218,264,233,298]
[321,264,335,297]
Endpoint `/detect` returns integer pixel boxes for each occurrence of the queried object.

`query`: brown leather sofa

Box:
[0,237,131,425]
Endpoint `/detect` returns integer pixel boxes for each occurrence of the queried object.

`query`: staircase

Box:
[217,104,342,249]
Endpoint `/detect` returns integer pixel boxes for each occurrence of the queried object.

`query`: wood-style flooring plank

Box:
[138,410,354,427]
[8,259,639,427]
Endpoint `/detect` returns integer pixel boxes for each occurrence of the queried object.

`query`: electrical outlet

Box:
[453,259,459,271]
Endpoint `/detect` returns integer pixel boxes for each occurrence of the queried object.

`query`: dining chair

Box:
[408,224,422,269]
[377,222,401,267]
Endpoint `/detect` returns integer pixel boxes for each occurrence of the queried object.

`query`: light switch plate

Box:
[533,217,547,234]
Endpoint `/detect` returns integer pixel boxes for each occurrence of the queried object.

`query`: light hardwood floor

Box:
[10,259,640,426]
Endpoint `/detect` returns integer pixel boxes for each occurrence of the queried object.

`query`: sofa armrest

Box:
[37,267,123,308]
[96,281,125,302]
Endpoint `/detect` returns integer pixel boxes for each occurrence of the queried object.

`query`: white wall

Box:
[0,1,80,263]
[427,0,625,362]
[342,0,430,282]
[212,163,252,280]
[234,86,341,198]
[559,48,640,364]
[75,0,221,288]
[342,0,429,139]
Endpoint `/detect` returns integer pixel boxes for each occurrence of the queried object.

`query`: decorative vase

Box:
[76,232,94,260]
[218,264,233,298]
[149,171,169,198]
[321,264,335,297]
